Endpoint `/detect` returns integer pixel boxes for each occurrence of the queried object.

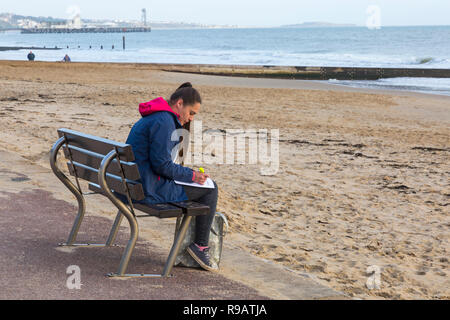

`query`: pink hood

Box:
[139,97,180,120]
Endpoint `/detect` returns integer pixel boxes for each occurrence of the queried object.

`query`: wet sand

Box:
[0,60,448,299]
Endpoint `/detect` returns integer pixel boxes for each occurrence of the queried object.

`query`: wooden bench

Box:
[50,128,209,278]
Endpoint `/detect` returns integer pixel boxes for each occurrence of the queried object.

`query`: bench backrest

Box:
[58,128,145,201]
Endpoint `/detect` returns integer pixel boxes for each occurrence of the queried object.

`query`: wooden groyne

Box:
[20,27,151,34]
[148,63,450,80]
[0,46,61,51]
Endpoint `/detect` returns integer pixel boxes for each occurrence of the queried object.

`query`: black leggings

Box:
[183,180,218,247]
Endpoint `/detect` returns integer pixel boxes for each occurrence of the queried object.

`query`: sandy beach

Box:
[0,60,448,299]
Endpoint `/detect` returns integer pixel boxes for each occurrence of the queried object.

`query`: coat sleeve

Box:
[148,118,194,182]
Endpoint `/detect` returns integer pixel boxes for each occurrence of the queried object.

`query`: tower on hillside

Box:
[141,9,147,26]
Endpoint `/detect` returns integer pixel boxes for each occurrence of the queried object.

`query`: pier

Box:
[19,27,151,34]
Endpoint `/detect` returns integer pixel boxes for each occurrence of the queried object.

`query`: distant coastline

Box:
[0,12,358,30]
[2,12,450,30]
[280,22,358,28]
[0,12,238,30]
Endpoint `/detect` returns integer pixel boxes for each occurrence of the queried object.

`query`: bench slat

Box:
[169,201,210,216]
[134,203,184,219]
[88,183,183,218]
[67,162,145,201]
[58,128,135,162]
[63,145,140,180]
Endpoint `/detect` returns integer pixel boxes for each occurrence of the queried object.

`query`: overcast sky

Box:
[1,0,449,27]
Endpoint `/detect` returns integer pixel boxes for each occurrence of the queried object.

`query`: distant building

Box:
[17,19,39,28]
[69,14,82,28]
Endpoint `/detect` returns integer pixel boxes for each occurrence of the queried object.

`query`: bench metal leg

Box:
[162,215,192,277]
[105,210,124,246]
[59,210,123,248]
[107,214,192,278]
[50,138,120,248]
[106,206,139,277]
[57,199,120,248]
[57,198,121,248]
[58,181,86,246]
[98,150,146,278]
[50,137,85,246]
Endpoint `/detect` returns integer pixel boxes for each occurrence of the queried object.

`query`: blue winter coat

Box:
[124,97,194,204]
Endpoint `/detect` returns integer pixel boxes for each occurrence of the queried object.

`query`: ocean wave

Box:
[328,77,450,96]
[416,57,434,65]
[2,46,449,70]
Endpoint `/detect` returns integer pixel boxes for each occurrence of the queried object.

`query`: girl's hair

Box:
[169,82,202,106]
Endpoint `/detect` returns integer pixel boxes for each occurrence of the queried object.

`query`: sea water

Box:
[1,26,449,95]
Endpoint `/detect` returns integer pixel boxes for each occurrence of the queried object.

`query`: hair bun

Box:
[170,82,202,106]
[177,82,193,90]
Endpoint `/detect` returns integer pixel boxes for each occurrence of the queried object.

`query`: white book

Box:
[174,177,215,189]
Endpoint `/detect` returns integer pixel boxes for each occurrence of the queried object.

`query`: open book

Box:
[174,177,215,189]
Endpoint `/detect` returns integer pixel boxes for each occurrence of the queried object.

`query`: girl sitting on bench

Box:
[126,82,219,271]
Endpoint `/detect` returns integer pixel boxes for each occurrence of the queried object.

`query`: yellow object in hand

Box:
[199,167,205,173]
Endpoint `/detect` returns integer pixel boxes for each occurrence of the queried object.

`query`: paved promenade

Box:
[0,148,345,300]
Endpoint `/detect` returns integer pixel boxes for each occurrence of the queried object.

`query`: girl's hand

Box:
[194,172,209,185]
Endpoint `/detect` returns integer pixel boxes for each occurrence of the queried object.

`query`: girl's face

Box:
[175,99,201,125]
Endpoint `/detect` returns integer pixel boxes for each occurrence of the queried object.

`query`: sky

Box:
[1,0,449,27]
